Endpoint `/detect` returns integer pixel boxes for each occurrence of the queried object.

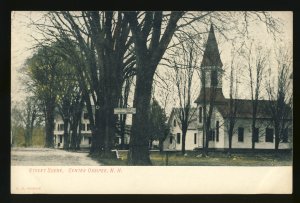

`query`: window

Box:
[211,70,218,86]
[59,135,63,143]
[87,124,91,131]
[254,127,259,142]
[194,133,197,144]
[81,124,86,131]
[216,121,219,142]
[58,124,64,131]
[238,127,244,142]
[212,131,215,141]
[208,130,213,141]
[170,136,173,144]
[265,128,274,142]
[88,137,92,145]
[173,119,176,127]
[177,133,181,144]
[199,107,202,123]
[83,112,88,119]
[283,128,288,143]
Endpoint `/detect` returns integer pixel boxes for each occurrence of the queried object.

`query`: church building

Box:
[163,24,292,151]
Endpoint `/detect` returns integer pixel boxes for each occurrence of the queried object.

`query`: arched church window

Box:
[199,107,202,123]
[211,70,218,86]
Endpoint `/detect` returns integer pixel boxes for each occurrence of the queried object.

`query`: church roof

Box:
[194,87,292,119]
[201,24,223,67]
[216,99,292,119]
[194,88,227,104]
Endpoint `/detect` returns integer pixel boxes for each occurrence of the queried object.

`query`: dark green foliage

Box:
[149,98,170,151]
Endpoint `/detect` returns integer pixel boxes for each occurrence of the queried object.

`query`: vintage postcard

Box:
[11,11,293,194]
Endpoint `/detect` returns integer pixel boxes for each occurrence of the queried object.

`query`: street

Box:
[11,148,101,166]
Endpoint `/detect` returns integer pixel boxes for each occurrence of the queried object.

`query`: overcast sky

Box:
[11,11,293,115]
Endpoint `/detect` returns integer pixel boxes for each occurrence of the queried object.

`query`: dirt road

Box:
[11,148,101,166]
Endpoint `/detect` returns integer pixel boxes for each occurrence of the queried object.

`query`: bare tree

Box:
[11,101,23,147]
[199,66,220,155]
[117,76,134,149]
[171,38,199,155]
[225,49,240,155]
[124,11,184,165]
[11,97,41,147]
[23,97,40,147]
[30,11,135,155]
[243,42,269,150]
[266,46,292,150]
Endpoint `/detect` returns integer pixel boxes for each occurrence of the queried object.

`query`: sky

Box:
[11,11,293,116]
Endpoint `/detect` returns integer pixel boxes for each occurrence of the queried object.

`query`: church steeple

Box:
[201,24,223,67]
[195,24,226,104]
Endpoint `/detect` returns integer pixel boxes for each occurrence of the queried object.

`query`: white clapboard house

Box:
[54,109,92,148]
[54,107,130,148]
[163,24,292,151]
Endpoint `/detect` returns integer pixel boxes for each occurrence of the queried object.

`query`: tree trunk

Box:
[63,118,69,150]
[251,102,258,150]
[104,105,116,156]
[90,108,105,153]
[29,126,34,147]
[44,101,55,148]
[76,117,82,150]
[159,138,164,153]
[70,123,77,150]
[202,127,206,155]
[124,11,183,165]
[275,125,280,151]
[251,124,256,150]
[120,114,127,149]
[70,111,80,150]
[228,120,235,156]
[90,128,100,153]
[205,128,210,152]
[228,129,233,156]
[149,139,153,149]
[102,56,121,156]
[205,112,212,154]
[181,128,187,155]
[128,65,154,165]
[75,110,82,150]
[25,126,30,147]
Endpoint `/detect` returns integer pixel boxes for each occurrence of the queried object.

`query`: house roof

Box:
[201,24,223,67]
[169,107,199,130]
[194,87,227,104]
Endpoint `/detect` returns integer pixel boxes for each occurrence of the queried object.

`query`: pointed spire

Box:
[201,24,223,67]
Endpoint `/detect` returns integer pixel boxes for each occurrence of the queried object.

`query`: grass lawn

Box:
[90,150,292,166]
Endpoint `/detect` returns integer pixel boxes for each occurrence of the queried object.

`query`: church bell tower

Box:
[195,24,226,105]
